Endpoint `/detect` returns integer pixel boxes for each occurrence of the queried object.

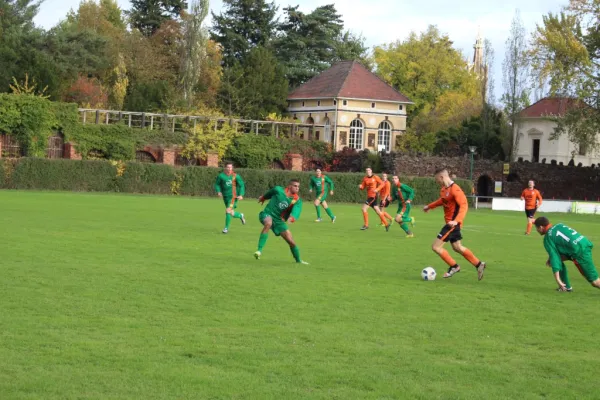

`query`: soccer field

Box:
[1,191,599,399]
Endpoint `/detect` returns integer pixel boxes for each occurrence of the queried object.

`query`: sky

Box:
[34,0,567,103]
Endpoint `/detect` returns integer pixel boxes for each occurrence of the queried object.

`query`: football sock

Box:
[315,206,322,219]
[363,211,369,226]
[290,245,301,262]
[233,211,242,219]
[258,233,268,251]
[325,208,335,220]
[225,213,232,229]
[400,222,410,234]
[526,222,532,234]
[383,212,393,221]
[559,264,572,288]
[462,248,480,267]
[379,213,389,226]
[439,249,457,267]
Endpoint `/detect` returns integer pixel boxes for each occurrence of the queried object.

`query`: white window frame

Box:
[349,119,364,150]
[378,121,392,152]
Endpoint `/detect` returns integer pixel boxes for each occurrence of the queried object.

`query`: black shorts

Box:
[365,197,377,208]
[525,208,537,218]
[437,224,463,243]
[379,198,390,208]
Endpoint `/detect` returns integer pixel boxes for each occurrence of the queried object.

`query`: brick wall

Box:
[392,154,600,200]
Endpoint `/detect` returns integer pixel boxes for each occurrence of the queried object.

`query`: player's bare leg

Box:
[451,240,486,280]
[321,200,335,223]
[255,216,272,259]
[432,238,460,278]
[281,230,308,264]
[373,205,390,232]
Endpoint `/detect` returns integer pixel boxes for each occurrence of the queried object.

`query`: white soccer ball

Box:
[421,267,436,281]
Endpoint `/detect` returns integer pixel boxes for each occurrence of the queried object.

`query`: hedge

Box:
[0,158,474,205]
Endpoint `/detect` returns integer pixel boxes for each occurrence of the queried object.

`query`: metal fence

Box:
[78,109,327,138]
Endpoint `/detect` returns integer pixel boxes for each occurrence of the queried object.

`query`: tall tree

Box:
[530,0,600,154]
[210,0,278,67]
[129,0,187,37]
[218,46,288,119]
[333,30,373,70]
[180,0,210,106]
[502,9,531,161]
[274,4,344,87]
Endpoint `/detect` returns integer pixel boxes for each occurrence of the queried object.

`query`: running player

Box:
[423,168,486,280]
[358,168,388,231]
[534,216,600,292]
[391,175,415,237]
[375,173,394,227]
[254,179,308,264]
[309,168,336,223]
[521,180,543,235]
[214,162,246,234]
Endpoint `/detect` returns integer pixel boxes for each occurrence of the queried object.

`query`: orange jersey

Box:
[360,175,383,198]
[376,180,391,200]
[521,188,542,209]
[427,182,468,224]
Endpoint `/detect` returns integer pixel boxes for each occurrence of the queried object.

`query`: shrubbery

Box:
[0,158,473,205]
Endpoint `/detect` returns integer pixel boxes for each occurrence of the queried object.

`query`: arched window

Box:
[349,119,364,150]
[378,121,392,152]
[323,117,331,143]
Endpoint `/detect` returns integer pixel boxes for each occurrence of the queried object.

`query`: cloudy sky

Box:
[34,0,567,102]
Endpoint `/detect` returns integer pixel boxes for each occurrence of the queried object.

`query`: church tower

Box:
[468,28,489,101]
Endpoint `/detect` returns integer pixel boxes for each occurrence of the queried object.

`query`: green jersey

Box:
[544,223,593,273]
[391,182,415,205]
[214,172,245,198]
[309,175,334,197]
[261,186,303,222]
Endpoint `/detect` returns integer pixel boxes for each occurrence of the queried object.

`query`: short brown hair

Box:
[534,216,550,228]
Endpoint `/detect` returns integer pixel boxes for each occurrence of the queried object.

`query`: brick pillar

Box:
[207,152,219,168]
[64,142,82,160]
[289,153,303,171]
[0,140,3,158]
[162,148,175,165]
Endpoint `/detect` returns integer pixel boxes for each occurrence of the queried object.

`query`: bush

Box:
[0,158,474,205]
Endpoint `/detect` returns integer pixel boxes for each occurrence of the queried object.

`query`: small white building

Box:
[514,97,600,166]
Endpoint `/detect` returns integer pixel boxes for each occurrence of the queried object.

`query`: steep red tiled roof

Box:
[518,97,587,118]
[287,61,412,103]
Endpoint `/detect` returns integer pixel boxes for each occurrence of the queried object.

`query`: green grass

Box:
[1,190,599,399]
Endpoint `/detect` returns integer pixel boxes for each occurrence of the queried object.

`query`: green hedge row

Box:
[0,158,474,205]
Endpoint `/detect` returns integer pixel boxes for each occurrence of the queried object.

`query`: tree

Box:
[180,0,210,107]
[129,0,187,37]
[502,9,531,160]
[333,31,373,70]
[374,25,481,126]
[217,46,288,119]
[529,1,600,154]
[274,4,344,87]
[210,0,278,67]
[180,122,238,161]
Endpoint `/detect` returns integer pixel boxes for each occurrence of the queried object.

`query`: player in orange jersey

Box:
[423,168,486,280]
[375,172,394,227]
[521,180,543,235]
[358,167,389,231]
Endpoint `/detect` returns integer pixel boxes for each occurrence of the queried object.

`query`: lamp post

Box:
[468,146,477,182]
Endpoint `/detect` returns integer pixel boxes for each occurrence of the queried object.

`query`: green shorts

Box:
[315,192,328,202]
[259,211,288,237]
[573,245,598,282]
[396,203,412,223]
[223,197,238,209]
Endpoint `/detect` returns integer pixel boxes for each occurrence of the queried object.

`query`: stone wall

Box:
[392,155,600,201]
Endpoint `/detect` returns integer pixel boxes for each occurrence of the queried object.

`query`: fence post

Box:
[95,110,100,124]
[141,113,146,129]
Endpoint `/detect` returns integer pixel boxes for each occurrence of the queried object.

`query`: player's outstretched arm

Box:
[288,198,303,222]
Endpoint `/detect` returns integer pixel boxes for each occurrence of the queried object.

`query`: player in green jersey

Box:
[254,179,308,264]
[534,216,600,292]
[214,163,246,234]
[391,175,415,237]
[308,168,336,223]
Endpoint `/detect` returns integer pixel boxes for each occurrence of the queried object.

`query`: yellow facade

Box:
[287,98,408,152]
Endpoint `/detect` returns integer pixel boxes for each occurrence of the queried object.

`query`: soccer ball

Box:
[421,267,436,281]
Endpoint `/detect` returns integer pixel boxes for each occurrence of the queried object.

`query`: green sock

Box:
[560,264,571,288]
[291,245,301,262]
[400,222,410,234]
[258,233,268,252]
[233,211,241,219]
[325,208,335,219]
[315,206,321,219]
[225,213,232,229]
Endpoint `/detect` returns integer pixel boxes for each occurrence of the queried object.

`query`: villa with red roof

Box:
[514,97,598,166]
[287,61,413,152]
